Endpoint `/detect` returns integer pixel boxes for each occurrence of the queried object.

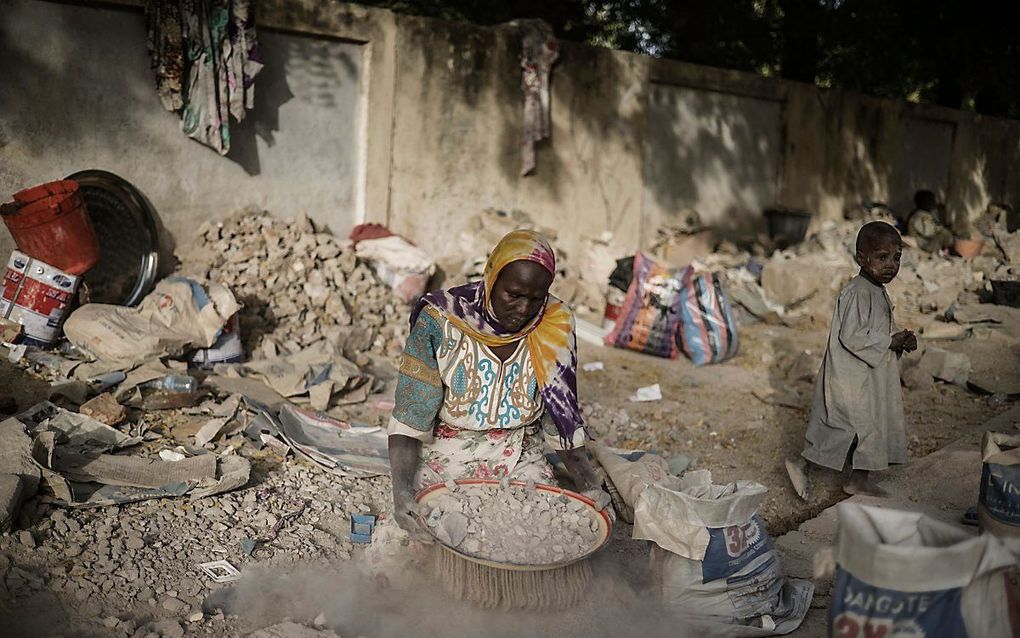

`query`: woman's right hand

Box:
[388,434,431,541]
[392,489,432,543]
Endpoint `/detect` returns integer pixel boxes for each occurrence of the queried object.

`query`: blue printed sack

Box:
[828,502,1018,638]
[979,431,1020,545]
[634,471,813,635]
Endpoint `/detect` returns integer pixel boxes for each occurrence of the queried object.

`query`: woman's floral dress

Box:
[388,306,585,488]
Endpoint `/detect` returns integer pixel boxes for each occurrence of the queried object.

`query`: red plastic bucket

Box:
[3,180,101,275]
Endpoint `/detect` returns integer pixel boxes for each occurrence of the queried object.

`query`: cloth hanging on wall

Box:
[513,19,559,176]
[146,0,263,155]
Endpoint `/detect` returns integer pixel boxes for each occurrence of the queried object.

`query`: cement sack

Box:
[64,277,239,367]
[636,472,813,635]
[605,252,688,358]
[589,442,678,521]
[979,431,1020,547]
[828,502,1019,638]
[355,235,436,305]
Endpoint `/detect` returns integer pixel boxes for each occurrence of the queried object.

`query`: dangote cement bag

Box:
[605,252,688,359]
[635,471,813,636]
[676,269,740,366]
[979,431,1020,547]
[827,502,1018,638]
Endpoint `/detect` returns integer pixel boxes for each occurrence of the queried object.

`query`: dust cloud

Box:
[213,550,696,638]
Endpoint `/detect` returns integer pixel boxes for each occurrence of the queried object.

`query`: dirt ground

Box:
[0,316,1012,637]
[577,319,1006,535]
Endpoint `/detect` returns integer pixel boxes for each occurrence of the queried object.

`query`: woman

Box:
[388,229,606,534]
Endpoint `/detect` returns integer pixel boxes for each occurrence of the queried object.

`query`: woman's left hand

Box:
[581,488,612,511]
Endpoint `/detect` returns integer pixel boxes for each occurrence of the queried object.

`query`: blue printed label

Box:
[829,570,967,638]
[702,515,773,582]
[980,462,1020,526]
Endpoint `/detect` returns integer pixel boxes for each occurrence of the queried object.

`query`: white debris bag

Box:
[64,277,239,366]
[827,502,1019,638]
[979,431,1020,545]
[355,235,435,304]
[590,442,676,509]
[635,472,813,636]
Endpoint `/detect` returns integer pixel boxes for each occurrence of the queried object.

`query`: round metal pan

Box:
[65,169,160,306]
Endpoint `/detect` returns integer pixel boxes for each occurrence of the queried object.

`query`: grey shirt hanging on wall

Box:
[802,275,907,472]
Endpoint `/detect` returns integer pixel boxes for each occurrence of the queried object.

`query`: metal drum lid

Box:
[65,170,160,306]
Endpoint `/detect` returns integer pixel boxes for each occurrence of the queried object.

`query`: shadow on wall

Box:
[229,30,361,176]
[556,43,645,242]
[393,21,653,253]
[0,1,174,175]
[643,83,783,241]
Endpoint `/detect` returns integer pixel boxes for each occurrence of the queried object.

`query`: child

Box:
[906,189,953,253]
[796,222,917,497]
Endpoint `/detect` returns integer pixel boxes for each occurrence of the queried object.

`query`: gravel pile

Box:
[0,454,392,637]
[423,482,601,565]
[185,210,409,360]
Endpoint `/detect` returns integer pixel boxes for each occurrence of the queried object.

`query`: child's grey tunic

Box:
[802,275,907,471]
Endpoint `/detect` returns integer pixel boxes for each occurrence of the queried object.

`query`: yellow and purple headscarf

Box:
[410,229,585,446]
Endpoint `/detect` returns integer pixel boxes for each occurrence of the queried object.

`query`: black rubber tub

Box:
[764,208,812,248]
[991,280,1020,308]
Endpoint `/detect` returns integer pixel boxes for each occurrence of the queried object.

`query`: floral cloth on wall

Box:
[147,0,263,155]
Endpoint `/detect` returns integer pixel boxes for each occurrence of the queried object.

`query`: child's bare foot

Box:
[785,458,810,500]
[843,470,889,497]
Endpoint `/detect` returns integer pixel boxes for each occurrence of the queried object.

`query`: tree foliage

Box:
[356,0,1020,117]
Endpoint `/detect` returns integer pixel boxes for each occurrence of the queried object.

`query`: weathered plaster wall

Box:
[384,16,646,263]
[3,0,1019,269]
[0,0,367,261]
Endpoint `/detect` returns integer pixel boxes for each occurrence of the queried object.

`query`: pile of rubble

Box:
[183,210,409,361]
[0,451,389,636]
[700,210,1020,332]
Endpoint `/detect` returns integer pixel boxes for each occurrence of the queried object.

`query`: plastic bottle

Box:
[142,374,198,393]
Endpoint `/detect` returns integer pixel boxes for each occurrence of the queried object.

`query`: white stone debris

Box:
[423,482,601,565]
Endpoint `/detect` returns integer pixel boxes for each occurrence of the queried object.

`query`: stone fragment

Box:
[901,364,935,391]
[79,393,127,426]
[161,596,187,613]
[0,474,23,533]
[149,620,184,638]
[17,529,35,548]
[919,347,971,386]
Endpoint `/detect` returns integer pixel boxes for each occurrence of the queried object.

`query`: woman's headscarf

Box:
[409,229,585,446]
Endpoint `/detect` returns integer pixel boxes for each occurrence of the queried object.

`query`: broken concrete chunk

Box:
[921,322,969,340]
[438,511,468,547]
[761,253,853,308]
[919,348,971,386]
[79,393,127,426]
[0,417,41,498]
[901,364,935,391]
[0,474,24,532]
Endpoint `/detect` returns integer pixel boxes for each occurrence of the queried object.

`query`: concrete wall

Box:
[3,0,1020,269]
[643,82,783,239]
[384,17,646,263]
